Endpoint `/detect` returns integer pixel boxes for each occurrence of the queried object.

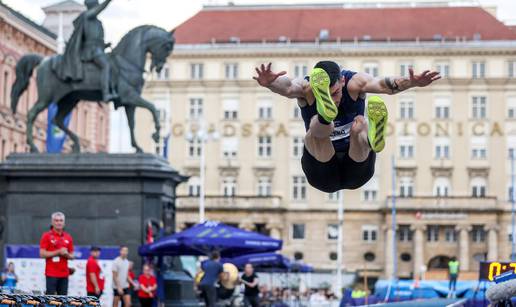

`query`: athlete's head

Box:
[314,61,344,106]
[84,0,99,10]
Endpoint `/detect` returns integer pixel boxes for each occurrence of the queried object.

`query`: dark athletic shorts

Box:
[301,145,376,193]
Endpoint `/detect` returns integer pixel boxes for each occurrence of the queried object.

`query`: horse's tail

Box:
[11,54,43,114]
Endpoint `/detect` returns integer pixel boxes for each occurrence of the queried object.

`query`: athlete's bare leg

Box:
[304,115,335,163]
[348,115,371,163]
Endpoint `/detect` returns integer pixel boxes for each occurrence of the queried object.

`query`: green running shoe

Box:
[367,95,388,153]
[309,68,338,123]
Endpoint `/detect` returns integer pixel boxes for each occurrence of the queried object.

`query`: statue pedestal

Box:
[0,153,198,305]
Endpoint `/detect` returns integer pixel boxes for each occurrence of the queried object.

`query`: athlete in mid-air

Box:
[254,61,440,192]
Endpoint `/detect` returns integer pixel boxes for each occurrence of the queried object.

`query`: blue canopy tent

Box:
[138,221,283,258]
[223,252,291,272]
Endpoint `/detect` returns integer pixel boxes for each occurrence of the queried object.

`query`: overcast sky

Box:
[4,0,516,44]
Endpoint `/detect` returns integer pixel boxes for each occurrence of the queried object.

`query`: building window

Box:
[434,97,450,119]
[292,223,305,240]
[508,97,516,119]
[472,96,487,119]
[258,100,273,120]
[435,62,450,78]
[190,63,204,79]
[188,176,201,196]
[399,177,414,198]
[400,62,413,78]
[293,106,302,119]
[398,225,413,242]
[258,136,272,158]
[222,177,236,197]
[399,99,414,120]
[362,177,378,202]
[362,225,378,243]
[509,186,515,202]
[427,225,439,242]
[294,63,308,78]
[471,177,487,198]
[433,177,450,197]
[327,224,339,240]
[434,137,450,159]
[327,190,341,202]
[472,61,485,79]
[188,138,202,158]
[225,63,238,79]
[398,136,414,159]
[292,176,307,201]
[223,99,238,120]
[472,225,486,243]
[471,137,487,160]
[508,136,516,160]
[444,226,457,242]
[363,62,379,77]
[189,98,203,120]
[257,177,272,196]
[292,136,304,158]
[222,137,238,159]
[509,61,516,78]
[1,139,5,160]
[155,64,170,80]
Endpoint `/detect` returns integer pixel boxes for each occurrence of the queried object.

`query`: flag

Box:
[146,220,154,244]
[46,103,71,153]
[162,133,170,159]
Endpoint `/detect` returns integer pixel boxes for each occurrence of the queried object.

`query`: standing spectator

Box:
[39,212,74,295]
[86,246,104,299]
[448,256,460,297]
[128,261,138,290]
[137,264,157,307]
[198,251,226,307]
[112,246,131,307]
[1,262,18,292]
[240,263,260,307]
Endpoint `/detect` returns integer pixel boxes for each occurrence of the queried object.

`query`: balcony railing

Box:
[385,196,498,211]
[177,195,283,209]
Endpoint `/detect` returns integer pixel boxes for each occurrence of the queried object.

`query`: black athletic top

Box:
[301,70,365,152]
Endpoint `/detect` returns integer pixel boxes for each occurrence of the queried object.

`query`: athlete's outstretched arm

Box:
[348,68,441,96]
[254,63,305,99]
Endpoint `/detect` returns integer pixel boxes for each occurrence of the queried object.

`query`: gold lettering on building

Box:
[242,123,252,137]
[457,122,463,137]
[172,124,183,136]
[491,122,503,136]
[207,123,216,134]
[417,123,431,136]
[259,123,270,136]
[276,124,289,137]
[472,123,485,136]
[223,124,236,137]
[435,122,449,137]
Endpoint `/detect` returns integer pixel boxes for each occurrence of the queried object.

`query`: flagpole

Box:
[336,191,344,298]
[391,155,397,282]
[512,151,515,261]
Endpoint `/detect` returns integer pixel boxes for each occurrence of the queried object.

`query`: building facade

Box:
[137,4,516,281]
[0,1,109,160]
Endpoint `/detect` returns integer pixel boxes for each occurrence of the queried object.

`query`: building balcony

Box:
[177,195,283,210]
[384,196,498,212]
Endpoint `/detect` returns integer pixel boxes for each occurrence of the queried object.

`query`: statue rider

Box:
[52,0,117,101]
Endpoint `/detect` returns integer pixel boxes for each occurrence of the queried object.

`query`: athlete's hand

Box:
[409,68,441,87]
[253,63,286,87]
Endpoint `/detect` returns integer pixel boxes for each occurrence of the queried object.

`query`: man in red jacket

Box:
[39,212,74,295]
[86,246,104,298]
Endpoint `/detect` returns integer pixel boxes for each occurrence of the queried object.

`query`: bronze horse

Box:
[11,25,174,153]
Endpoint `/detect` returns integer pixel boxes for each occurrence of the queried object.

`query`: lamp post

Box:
[186,118,218,223]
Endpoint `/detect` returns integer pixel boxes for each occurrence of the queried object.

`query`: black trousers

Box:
[199,285,217,307]
[46,277,68,295]
[139,297,154,307]
[449,274,458,291]
[244,295,260,307]
[87,291,102,299]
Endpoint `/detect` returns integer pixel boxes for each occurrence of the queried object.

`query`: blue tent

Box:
[223,252,314,273]
[139,221,283,258]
